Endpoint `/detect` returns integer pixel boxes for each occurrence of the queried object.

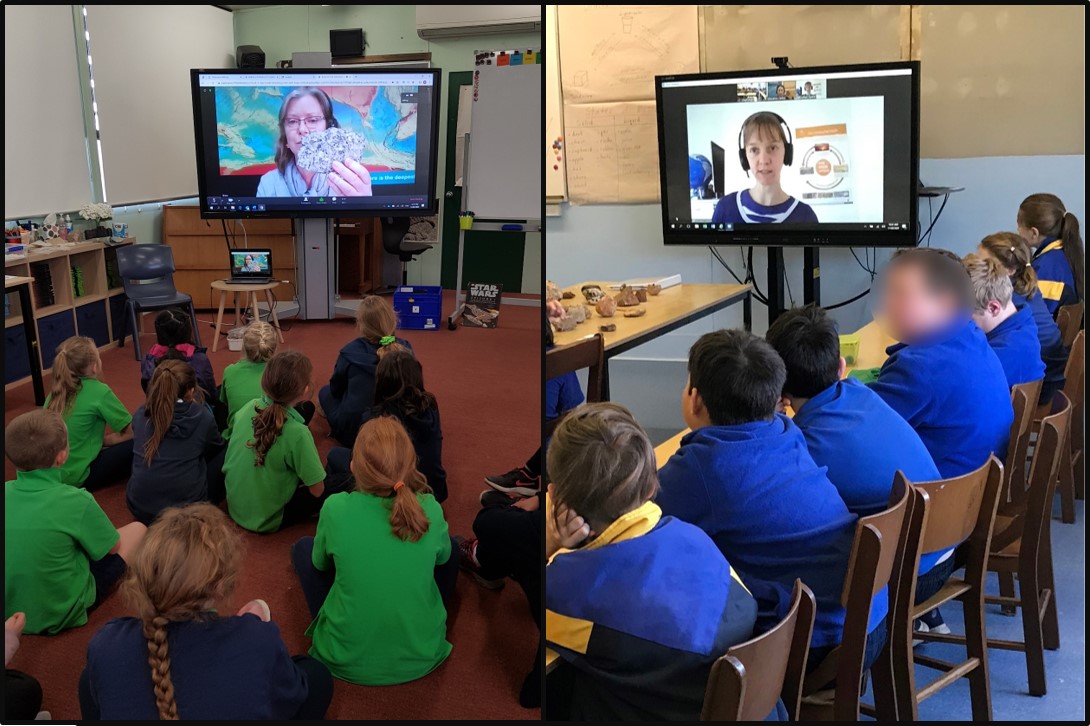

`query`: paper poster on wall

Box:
[564,101,660,205]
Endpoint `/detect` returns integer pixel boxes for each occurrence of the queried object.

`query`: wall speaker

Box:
[330,28,364,59]
[236,45,265,69]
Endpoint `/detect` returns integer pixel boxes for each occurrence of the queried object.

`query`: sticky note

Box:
[497,53,509,66]
[510,52,523,66]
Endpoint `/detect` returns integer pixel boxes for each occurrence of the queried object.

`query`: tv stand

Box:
[766,246,820,325]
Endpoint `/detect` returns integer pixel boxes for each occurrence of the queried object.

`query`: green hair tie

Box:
[379,335,396,346]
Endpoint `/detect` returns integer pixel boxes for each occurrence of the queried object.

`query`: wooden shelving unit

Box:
[5,238,134,389]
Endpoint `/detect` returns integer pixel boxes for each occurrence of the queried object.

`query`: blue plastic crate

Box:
[394,286,442,331]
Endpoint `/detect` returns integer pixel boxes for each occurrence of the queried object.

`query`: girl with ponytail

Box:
[45,336,134,489]
[127,360,227,525]
[1017,193,1084,315]
[140,308,227,429]
[978,232,1067,403]
[291,416,458,686]
[79,503,333,720]
[318,295,413,447]
[223,351,354,533]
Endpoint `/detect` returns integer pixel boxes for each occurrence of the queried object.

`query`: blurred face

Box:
[283,95,328,156]
[877,264,959,342]
[745,127,785,187]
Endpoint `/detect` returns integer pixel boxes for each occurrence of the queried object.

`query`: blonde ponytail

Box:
[46,336,97,416]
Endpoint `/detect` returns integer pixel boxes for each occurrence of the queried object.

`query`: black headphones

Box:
[737,111,794,172]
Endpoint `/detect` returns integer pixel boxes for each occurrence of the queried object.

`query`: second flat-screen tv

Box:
[655,61,919,246]
[191,67,441,218]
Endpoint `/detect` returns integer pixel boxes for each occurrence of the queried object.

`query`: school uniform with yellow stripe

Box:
[1032,237,1079,315]
[546,501,769,721]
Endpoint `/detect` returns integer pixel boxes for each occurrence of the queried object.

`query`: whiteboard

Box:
[464,52,542,220]
[545,6,566,200]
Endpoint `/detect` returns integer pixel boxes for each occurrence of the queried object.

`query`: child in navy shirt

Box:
[80,504,331,720]
[1017,193,1083,315]
[869,249,1013,478]
[140,309,223,428]
[978,233,1066,403]
[964,253,1045,389]
[546,402,770,721]
[655,330,886,676]
[711,111,818,225]
[766,305,940,516]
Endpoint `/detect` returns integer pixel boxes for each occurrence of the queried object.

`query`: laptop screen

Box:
[230,249,272,277]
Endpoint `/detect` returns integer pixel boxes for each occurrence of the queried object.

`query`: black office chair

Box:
[114,244,200,360]
[381,216,434,288]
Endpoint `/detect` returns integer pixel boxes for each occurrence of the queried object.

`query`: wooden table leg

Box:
[213,289,227,352]
[250,292,261,329]
[234,293,241,327]
[265,288,285,342]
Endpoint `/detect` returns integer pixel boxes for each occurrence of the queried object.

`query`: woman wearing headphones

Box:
[711,111,819,225]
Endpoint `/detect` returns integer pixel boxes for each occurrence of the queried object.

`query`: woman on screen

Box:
[242,254,263,272]
[711,111,818,225]
[256,87,372,198]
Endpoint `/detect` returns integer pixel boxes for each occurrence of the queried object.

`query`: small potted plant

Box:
[79,202,113,241]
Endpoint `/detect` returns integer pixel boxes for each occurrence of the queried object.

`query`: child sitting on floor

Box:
[319,296,412,447]
[80,503,332,720]
[292,416,457,686]
[127,360,227,526]
[546,402,768,721]
[219,322,315,435]
[223,351,353,533]
[655,330,886,676]
[869,248,1014,477]
[766,304,940,517]
[977,233,1066,402]
[5,409,146,634]
[45,336,134,489]
[963,253,1045,389]
[140,309,219,411]
[326,346,447,501]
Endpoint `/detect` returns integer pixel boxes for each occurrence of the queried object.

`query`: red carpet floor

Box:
[4,292,542,720]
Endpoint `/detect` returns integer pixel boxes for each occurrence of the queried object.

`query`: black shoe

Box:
[919,607,950,634]
[480,489,520,508]
[484,466,540,497]
[295,401,316,425]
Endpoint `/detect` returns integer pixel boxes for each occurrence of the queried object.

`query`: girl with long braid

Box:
[126,360,227,525]
[79,504,332,720]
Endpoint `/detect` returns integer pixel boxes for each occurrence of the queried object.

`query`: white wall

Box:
[547,154,1085,432]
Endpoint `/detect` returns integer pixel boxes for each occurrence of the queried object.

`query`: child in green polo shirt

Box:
[219,323,315,439]
[4,410,146,635]
[44,337,133,490]
[291,416,457,685]
[223,351,353,533]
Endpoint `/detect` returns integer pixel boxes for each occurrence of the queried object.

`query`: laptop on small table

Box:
[229,248,273,284]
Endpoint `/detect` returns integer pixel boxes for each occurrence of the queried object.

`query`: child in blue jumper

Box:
[964,253,1045,389]
[978,233,1066,403]
[1017,193,1083,316]
[766,305,940,517]
[869,249,1013,478]
[655,330,886,678]
[546,402,771,721]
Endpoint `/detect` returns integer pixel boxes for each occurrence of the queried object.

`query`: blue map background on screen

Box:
[215,85,418,184]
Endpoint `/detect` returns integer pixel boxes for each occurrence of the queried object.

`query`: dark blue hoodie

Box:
[322,337,412,446]
[1012,290,1067,403]
[364,401,447,503]
[655,415,884,649]
[127,400,224,524]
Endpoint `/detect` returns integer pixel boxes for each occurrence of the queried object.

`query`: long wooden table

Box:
[547,319,895,675]
[552,281,752,399]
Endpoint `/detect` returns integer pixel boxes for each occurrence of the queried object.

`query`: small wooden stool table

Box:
[210,279,285,352]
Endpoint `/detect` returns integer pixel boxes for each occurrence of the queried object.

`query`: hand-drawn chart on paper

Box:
[556,5,698,203]
[545,5,566,200]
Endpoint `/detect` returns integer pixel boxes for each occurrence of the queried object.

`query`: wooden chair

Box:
[1004,379,1043,507]
[888,457,1004,721]
[545,333,605,438]
[799,479,912,721]
[701,579,816,721]
[1056,302,1083,349]
[1037,330,1084,521]
[969,392,1071,696]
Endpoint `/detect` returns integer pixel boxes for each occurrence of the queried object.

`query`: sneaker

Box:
[484,466,540,496]
[454,536,506,590]
[919,607,951,635]
[912,618,929,647]
[480,489,520,508]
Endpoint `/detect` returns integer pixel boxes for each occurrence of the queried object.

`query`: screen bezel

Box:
[190,67,442,220]
[654,60,920,248]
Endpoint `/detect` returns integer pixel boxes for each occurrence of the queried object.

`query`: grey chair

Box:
[114,244,200,360]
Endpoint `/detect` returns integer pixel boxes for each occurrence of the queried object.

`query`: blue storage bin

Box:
[394,286,442,331]
[76,299,111,347]
[5,323,31,384]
